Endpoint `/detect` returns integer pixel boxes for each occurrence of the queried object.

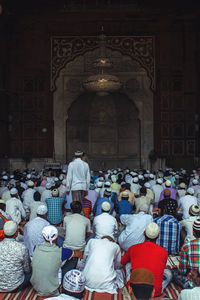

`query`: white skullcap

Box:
[195,175,199,180]
[156,178,163,184]
[104,181,111,186]
[2,175,8,180]
[144,182,151,188]
[192,179,198,185]
[10,175,14,179]
[122,191,129,198]
[175,174,179,179]
[62,169,67,174]
[10,188,18,195]
[133,177,139,183]
[46,183,52,189]
[96,181,103,188]
[3,221,18,236]
[59,175,64,181]
[138,175,144,180]
[54,177,59,182]
[130,171,137,176]
[146,170,150,174]
[179,182,186,189]
[98,177,104,182]
[113,170,117,174]
[37,205,48,215]
[63,269,86,293]
[187,187,194,195]
[145,222,160,239]
[149,174,154,179]
[75,150,84,156]
[52,189,59,197]
[27,174,31,179]
[165,180,171,187]
[144,174,149,178]
[139,203,149,213]
[121,181,126,185]
[62,179,67,185]
[42,225,58,244]
[104,188,112,196]
[101,201,111,211]
[0,199,5,204]
[28,180,34,187]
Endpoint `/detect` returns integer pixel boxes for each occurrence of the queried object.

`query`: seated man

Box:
[6,188,26,224]
[93,201,118,240]
[0,221,31,292]
[117,191,133,218]
[154,214,181,255]
[177,269,200,300]
[121,222,172,297]
[118,183,135,205]
[180,204,200,244]
[118,204,152,251]
[82,236,124,294]
[158,189,178,218]
[31,225,83,297]
[93,189,114,216]
[46,188,65,225]
[128,268,155,300]
[24,204,50,257]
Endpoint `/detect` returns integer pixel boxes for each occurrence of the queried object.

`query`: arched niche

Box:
[53,48,153,169]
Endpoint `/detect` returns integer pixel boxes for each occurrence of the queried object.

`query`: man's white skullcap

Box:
[187,187,194,195]
[59,175,64,181]
[144,174,149,178]
[96,181,103,188]
[3,221,18,236]
[149,174,154,179]
[28,180,34,187]
[62,179,67,185]
[165,180,171,187]
[105,181,111,187]
[139,203,149,213]
[146,170,150,174]
[10,175,14,179]
[179,182,186,189]
[54,177,59,182]
[189,204,200,216]
[138,175,144,180]
[74,150,83,156]
[46,183,52,189]
[133,177,139,183]
[10,188,18,195]
[156,178,163,184]
[122,191,129,198]
[144,182,151,188]
[52,189,59,197]
[62,169,67,174]
[192,179,198,185]
[101,201,111,211]
[37,205,48,215]
[63,269,86,293]
[113,170,117,174]
[42,225,58,245]
[175,174,179,179]
[27,174,31,179]
[145,222,160,239]
[104,188,112,197]
[2,171,6,175]
[0,199,5,204]
[121,181,126,186]
[2,175,8,180]
[98,177,104,182]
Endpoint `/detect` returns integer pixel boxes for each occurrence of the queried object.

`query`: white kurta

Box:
[180,216,197,243]
[22,188,35,214]
[93,212,118,240]
[83,238,124,294]
[118,212,153,251]
[178,195,197,219]
[41,189,52,203]
[66,158,90,191]
[6,197,26,224]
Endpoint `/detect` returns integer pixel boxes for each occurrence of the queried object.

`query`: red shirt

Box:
[121,241,168,296]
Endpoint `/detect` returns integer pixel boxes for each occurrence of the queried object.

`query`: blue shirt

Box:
[46,197,65,225]
[93,196,114,216]
[117,199,133,217]
[154,214,180,255]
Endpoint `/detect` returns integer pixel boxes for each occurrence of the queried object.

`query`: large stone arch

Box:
[53,48,154,169]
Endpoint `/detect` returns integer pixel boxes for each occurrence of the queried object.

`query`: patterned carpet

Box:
[0,256,182,300]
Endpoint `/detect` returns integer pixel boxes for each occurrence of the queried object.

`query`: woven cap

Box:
[179,182,186,189]
[52,189,59,197]
[122,191,129,198]
[10,188,18,196]
[165,180,171,187]
[3,221,18,236]
[130,268,155,285]
[193,219,200,231]
[63,269,86,293]
[37,205,48,215]
[74,150,83,156]
[145,222,160,239]
[187,187,194,195]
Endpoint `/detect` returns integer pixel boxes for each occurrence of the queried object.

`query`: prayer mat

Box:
[0,287,47,300]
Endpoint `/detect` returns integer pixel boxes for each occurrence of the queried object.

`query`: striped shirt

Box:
[46,197,65,225]
[154,215,180,255]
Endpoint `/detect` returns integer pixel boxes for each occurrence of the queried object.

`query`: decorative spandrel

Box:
[51,36,155,91]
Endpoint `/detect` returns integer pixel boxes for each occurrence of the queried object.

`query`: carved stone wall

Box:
[54,48,153,169]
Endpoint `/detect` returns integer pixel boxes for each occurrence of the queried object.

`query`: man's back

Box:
[66,158,90,191]
[118,212,153,251]
[63,213,91,250]
[0,238,30,292]
[121,241,168,296]
[93,212,118,239]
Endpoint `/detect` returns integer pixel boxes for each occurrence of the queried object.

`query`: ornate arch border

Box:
[51,35,155,91]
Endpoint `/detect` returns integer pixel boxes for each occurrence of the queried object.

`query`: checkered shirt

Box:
[154,214,181,255]
[180,238,200,276]
[46,197,64,225]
